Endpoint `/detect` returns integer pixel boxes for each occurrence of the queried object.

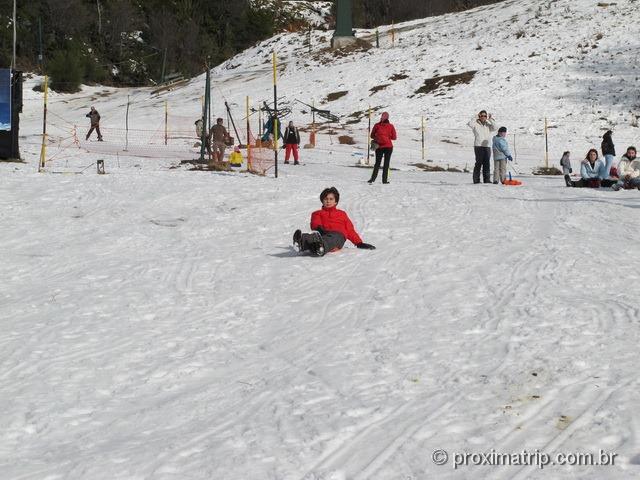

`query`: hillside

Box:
[3,1,640,479]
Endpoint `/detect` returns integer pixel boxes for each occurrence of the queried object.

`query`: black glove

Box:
[357,242,376,250]
[569,168,573,173]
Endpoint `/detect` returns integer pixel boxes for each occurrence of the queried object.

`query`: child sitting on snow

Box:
[229,146,243,167]
[293,187,375,256]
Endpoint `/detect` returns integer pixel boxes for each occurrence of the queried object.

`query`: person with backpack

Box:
[492,126,513,184]
[292,187,375,256]
[601,130,615,178]
[85,106,103,141]
[468,110,497,183]
[368,112,397,184]
[283,120,301,165]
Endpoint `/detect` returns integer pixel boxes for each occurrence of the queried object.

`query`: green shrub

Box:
[48,49,84,93]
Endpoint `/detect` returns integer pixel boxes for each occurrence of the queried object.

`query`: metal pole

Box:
[246,96,251,168]
[199,69,209,163]
[125,95,130,151]
[421,116,425,161]
[164,100,168,145]
[38,17,44,68]
[273,52,279,178]
[161,48,167,84]
[12,0,17,70]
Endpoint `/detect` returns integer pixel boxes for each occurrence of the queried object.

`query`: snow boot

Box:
[293,229,302,252]
[307,231,325,257]
[564,174,572,187]
[295,231,326,256]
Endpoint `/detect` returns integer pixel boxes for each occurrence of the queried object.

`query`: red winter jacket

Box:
[310,206,362,246]
[371,121,397,149]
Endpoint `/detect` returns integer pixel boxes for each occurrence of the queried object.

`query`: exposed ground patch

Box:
[414,70,477,96]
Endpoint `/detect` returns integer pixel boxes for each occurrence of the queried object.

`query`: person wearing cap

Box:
[492,126,513,184]
[368,112,397,184]
[468,110,497,183]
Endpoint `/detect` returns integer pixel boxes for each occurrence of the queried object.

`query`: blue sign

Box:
[0,69,11,131]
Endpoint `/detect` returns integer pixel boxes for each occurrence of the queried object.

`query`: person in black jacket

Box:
[601,130,615,178]
[283,120,301,165]
[85,106,103,141]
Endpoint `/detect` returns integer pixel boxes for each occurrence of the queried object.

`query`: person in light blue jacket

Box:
[492,126,513,184]
[566,149,617,188]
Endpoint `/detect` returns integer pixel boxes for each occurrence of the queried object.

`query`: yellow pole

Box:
[38,76,48,172]
[164,100,168,145]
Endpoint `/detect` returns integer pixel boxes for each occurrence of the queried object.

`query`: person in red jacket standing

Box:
[292,187,376,256]
[368,111,397,184]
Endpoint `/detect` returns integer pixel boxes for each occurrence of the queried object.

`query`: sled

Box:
[502,172,522,186]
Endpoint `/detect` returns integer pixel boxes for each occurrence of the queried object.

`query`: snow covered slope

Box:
[2,0,640,479]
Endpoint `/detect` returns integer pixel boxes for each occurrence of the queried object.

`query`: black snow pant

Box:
[369,147,393,183]
[473,146,491,183]
[569,177,617,188]
[301,231,346,252]
[86,125,103,140]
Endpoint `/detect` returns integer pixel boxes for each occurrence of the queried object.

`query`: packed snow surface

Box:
[2,0,640,478]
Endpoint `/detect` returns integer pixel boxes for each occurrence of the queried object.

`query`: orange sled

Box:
[502,179,522,186]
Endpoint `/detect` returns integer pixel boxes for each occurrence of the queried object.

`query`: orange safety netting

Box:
[246,127,275,175]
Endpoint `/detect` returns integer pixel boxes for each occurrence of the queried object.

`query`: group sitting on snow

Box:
[563,130,640,190]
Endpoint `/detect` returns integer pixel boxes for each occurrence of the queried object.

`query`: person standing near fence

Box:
[283,120,300,165]
[492,126,513,184]
[85,106,103,141]
[601,130,615,178]
[208,117,231,162]
[560,151,572,175]
[468,110,496,184]
[368,112,397,184]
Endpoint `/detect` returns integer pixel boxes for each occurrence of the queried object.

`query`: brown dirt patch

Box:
[414,71,477,95]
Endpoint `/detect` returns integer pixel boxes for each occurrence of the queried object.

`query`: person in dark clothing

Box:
[293,187,375,256]
[601,130,615,178]
[283,121,300,165]
[368,112,397,184]
[85,106,103,141]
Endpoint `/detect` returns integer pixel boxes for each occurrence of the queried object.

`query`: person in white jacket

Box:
[612,146,640,190]
[468,110,497,183]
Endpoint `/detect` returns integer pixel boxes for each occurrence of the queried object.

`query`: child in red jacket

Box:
[293,187,376,256]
